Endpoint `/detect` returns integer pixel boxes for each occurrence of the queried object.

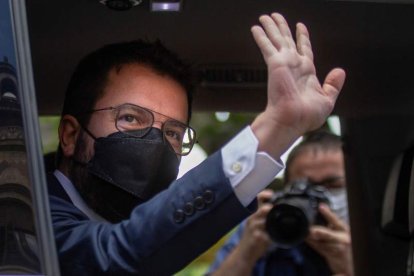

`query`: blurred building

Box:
[0,56,40,273]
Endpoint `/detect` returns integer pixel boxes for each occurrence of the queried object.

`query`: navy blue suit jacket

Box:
[48,152,256,275]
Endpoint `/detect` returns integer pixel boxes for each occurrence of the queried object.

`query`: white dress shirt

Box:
[54,170,105,221]
[222,126,283,206]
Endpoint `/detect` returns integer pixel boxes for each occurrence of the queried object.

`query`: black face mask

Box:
[72,128,179,222]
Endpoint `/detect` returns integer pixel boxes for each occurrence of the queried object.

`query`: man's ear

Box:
[58,115,81,158]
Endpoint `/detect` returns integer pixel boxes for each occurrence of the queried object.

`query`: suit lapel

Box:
[47,173,73,204]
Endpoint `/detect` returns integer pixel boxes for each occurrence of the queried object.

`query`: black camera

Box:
[265,179,331,248]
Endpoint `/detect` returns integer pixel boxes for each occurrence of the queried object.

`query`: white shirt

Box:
[54,170,105,221]
[222,126,283,206]
[55,126,283,220]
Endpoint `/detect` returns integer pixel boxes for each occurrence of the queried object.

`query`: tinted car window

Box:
[0,1,59,274]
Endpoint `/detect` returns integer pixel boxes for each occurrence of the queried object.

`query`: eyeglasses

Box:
[84,103,196,156]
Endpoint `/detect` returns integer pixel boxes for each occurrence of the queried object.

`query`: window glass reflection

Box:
[0,0,42,273]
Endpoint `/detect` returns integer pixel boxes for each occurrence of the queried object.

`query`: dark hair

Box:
[62,39,194,122]
[57,39,195,165]
[284,130,343,183]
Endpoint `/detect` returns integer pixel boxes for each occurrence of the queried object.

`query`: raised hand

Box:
[250,13,346,159]
[306,204,354,276]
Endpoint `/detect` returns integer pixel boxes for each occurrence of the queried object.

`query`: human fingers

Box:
[296,22,313,61]
[239,220,272,259]
[319,204,348,231]
[247,204,273,226]
[251,229,272,244]
[239,225,272,258]
[306,229,352,262]
[271,13,296,49]
[258,14,286,51]
[307,225,353,275]
[251,25,278,61]
[306,238,328,252]
[256,203,273,219]
[308,226,351,245]
[306,238,353,275]
[322,68,346,100]
[246,217,266,233]
[258,189,274,205]
[306,238,339,257]
[245,216,269,240]
[308,227,337,243]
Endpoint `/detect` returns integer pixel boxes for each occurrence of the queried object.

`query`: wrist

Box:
[251,112,302,159]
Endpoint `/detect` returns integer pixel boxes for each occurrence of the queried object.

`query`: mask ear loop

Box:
[79,124,98,141]
[70,124,97,167]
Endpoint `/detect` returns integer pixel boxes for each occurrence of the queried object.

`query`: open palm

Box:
[251,13,346,137]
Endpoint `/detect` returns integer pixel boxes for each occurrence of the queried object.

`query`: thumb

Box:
[322,68,346,99]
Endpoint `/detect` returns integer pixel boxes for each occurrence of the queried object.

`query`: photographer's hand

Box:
[211,190,274,276]
[306,204,354,276]
[250,13,346,160]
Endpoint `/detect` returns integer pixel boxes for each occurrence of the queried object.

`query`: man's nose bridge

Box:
[152,120,164,130]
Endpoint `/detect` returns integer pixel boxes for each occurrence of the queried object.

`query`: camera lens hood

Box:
[265,203,309,248]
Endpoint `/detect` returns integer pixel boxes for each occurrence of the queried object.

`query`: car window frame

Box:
[9,1,60,275]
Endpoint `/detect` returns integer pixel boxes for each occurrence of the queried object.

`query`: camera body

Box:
[265,179,331,248]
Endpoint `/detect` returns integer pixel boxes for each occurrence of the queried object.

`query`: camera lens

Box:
[265,203,309,248]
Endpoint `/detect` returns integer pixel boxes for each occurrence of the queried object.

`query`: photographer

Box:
[207,131,353,276]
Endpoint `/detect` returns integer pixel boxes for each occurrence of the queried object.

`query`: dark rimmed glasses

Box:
[83,103,196,156]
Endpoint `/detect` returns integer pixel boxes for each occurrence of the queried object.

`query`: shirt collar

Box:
[53,170,106,222]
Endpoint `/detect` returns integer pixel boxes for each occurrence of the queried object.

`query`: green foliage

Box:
[39,116,60,154]
[174,263,209,276]
[191,112,257,155]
